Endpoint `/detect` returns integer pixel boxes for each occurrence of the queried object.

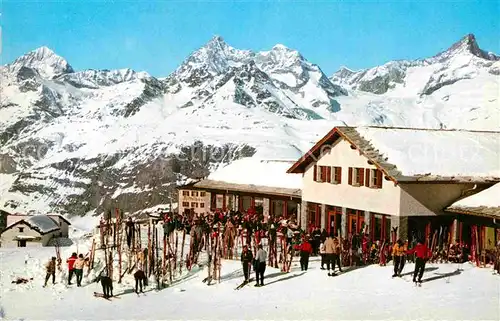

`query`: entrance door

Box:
[328,211,336,234]
[18,240,26,247]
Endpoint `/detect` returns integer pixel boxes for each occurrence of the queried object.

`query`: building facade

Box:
[288,126,500,245]
[0,215,69,247]
[177,187,211,216]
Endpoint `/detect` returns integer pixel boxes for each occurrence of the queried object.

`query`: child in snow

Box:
[240,245,253,283]
[319,242,326,270]
[300,237,313,271]
[43,257,57,287]
[392,239,406,277]
[134,269,147,293]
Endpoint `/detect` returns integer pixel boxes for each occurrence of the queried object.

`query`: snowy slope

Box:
[330,34,499,130]
[1,245,499,320]
[0,33,498,216]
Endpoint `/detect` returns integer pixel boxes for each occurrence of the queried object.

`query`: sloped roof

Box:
[446,183,500,218]
[25,215,60,234]
[191,158,302,198]
[288,126,500,183]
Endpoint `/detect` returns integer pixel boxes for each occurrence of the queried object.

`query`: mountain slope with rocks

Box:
[0,34,498,216]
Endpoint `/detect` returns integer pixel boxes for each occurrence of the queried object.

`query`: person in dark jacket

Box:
[43,257,57,287]
[240,245,253,282]
[97,269,113,298]
[133,269,147,293]
[407,239,431,283]
[300,238,313,271]
[125,217,135,248]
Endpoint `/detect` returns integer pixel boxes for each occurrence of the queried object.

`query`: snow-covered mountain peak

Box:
[9,46,74,79]
[431,33,500,62]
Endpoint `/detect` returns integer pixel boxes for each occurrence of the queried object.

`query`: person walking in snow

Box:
[240,245,253,283]
[255,244,267,287]
[300,237,313,271]
[324,232,335,276]
[392,239,406,277]
[126,217,135,248]
[134,269,147,293]
[66,252,77,285]
[43,257,57,287]
[406,239,431,284]
[331,237,343,274]
[73,254,86,287]
[319,242,326,269]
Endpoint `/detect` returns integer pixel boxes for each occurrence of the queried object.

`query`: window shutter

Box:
[321,166,327,182]
[365,169,371,187]
[359,168,365,186]
[326,166,332,183]
[313,165,317,182]
[376,170,383,188]
[348,167,353,185]
[337,167,342,184]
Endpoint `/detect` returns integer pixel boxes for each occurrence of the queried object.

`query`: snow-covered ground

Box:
[1,242,498,320]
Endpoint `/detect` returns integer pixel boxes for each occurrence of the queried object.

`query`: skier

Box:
[43,257,57,287]
[392,239,406,277]
[66,252,77,285]
[406,239,431,284]
[240,245,253,283]
[133,269,147,293]
[73,254,86,287]
[97,269,113,298]
[254,244,267,287]
[299,237,313,271]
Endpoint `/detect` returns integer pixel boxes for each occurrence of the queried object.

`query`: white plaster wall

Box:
[301,138,401,215]
[0,222,45,247]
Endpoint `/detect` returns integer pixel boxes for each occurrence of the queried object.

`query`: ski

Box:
[235,278,253,290]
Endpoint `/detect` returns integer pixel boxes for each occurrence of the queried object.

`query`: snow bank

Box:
[208,158,302,189]
[355,127,500,177]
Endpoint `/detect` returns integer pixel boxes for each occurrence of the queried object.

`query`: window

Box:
[191,202,198,208]
[200,203,205,208]
[182,202,189,207]
[182,191,190,196]
[18,227,24,233]
[200,192,206,197]
[365,168,383,188]
[331,167,342,184]
[348,167,364,186]
[191,191,198,197]
[313,165,332,183]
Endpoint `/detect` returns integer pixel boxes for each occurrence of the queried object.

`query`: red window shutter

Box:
[358,168,365,186]
[321,166,327,182]
[313,165,317,182]
[348,167,353,185]
[325,166,331,183]
[365,169,371,187]
[376,170,383,188]
[337,167,342,184]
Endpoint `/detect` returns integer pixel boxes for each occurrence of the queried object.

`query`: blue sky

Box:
[2,1,499,77]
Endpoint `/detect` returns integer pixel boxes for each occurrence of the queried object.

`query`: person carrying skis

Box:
[134,269,147,293]
[43,257,57,287]
[66,252,77,285]
[299,236,313,271]
[406,239,431,284]
[240,245,253,283]
[254,244,267,287]
[392,239,406,277]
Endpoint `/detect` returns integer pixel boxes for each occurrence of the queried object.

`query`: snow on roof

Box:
[207,158,302,190]
[25,215,60,234]
[449,183,500,210]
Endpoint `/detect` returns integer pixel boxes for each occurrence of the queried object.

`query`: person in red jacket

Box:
[300,237,313,271]
[407,240,431,283]
[66,252,77,285]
